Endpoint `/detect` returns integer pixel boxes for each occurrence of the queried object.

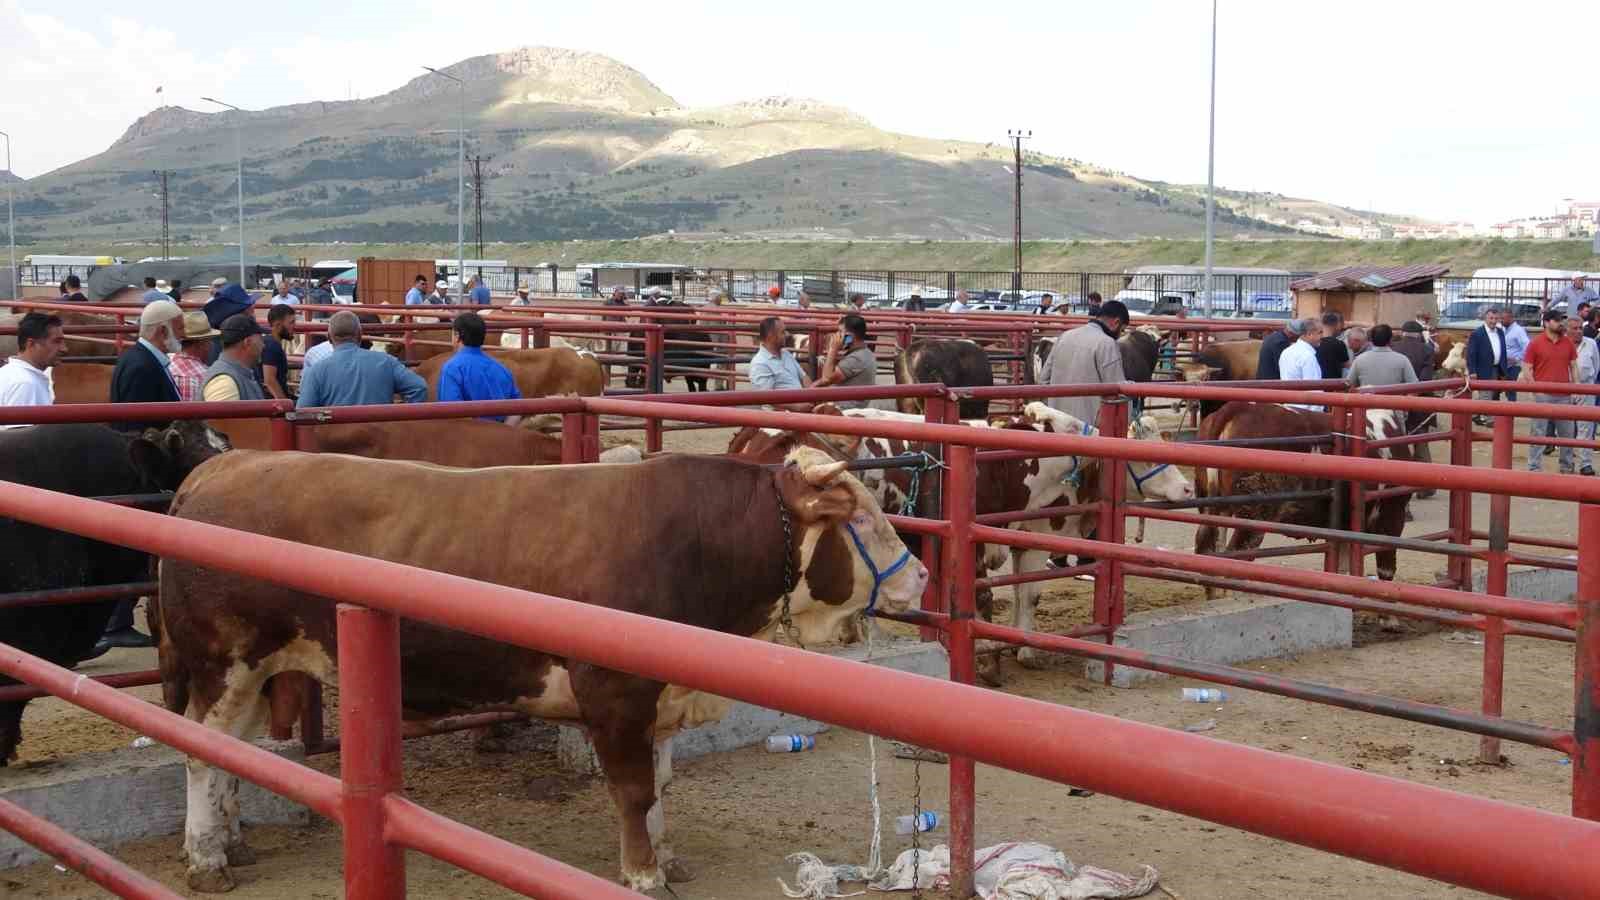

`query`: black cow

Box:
[894,339,994,419]
[627,300,719,392]
[1033,327,1167,384]
[0,421,229,764]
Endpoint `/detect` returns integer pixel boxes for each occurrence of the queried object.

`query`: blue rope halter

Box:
[843,521,915,613]
[1129,462,1173,498]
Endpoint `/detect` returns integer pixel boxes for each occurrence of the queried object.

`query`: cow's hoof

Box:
[225,841,257,867]
[621,868,665,892]
[187,865,236,893]
[664,856,696,883]
[1017,647,1049,670]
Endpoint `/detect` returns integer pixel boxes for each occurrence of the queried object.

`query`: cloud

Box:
[0,0,249,177]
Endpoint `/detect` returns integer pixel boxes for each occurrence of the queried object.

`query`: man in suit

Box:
[1465,305,1507,426]
[108,300,185,432]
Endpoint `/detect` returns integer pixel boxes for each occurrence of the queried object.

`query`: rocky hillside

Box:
[10,47,1415,245]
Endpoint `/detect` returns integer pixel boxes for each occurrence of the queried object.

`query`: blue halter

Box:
[1129,462,1173,498]
[843,522,915,613]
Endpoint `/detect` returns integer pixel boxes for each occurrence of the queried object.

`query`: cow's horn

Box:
[802,460,849,487]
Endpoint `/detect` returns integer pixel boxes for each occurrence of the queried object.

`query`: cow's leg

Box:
[1011,547,1052,670]
[0,699,25,766]
[574,668,674,891]
[652,737,693,882]
[184,667,271,892]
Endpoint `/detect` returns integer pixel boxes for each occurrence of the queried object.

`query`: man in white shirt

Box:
[947,290,970,314]
[0,313,64,425]
[269,280,298,306]
[1502,308,1530,401]
[1277,317,1325,410]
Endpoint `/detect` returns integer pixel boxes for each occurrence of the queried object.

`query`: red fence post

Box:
[944,442,978,900]
[1093,399,1130,686]
[919,393,952,643]
[561,412,587,464]
[337,603,405,899]
[1481,415,1514,764]
[1577,503,1600,818]
[582,411,602,463]
[1345,411,1369,578]
[1448,408,1474,588]
[1324,404,1348,576]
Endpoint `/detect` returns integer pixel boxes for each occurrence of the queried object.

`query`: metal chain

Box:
[911,754,923,900]
[774,472,803,649]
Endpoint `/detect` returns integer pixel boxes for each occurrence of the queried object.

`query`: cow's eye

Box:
[850,512,871,528]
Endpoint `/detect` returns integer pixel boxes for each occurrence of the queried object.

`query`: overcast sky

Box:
[1,0,1591,225]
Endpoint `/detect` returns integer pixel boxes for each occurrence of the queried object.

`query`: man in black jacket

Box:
[108,300,184,432]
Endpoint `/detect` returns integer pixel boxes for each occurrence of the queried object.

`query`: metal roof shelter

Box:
[1291,264,1450,326]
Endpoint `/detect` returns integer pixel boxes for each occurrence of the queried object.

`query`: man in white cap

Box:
[209,276,228,300]
[109,300,184,429]
[429,280,450,305]
[511,284,533,306]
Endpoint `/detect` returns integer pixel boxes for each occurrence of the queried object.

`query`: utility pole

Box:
[1202,0,1218,318]
[152,169,174,260]
[467,154,491,260]
[1007,130,1030,293]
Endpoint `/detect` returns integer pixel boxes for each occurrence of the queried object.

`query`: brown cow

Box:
[894,339,993,419]
[412,346,604,404]
[1183,339,1262,420]
[156,448,925,892]
[46,362,115,404]
[1193,401,1413,598]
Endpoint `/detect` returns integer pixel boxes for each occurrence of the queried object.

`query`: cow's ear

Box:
[1159,429,1176,442]
[777,465,855,523]
[128,433,171,486]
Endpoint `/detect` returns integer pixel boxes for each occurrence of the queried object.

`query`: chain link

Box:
[911,754,923,900]
[774,471,803,649]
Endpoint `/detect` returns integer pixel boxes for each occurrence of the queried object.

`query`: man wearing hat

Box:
[765,285,782,303]
[201,314,269,402]
[428,280,450,305]
[167,311,219,402]
[511,284,533,306]
[208,276,228,300]
[1040,299,1131,427]
[109,300,184,430]
[1256,318,1304,381]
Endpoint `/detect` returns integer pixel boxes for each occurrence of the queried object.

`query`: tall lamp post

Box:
[201,97,246,287]
[422,66,465,293]
[1007,129,1030,294]
[0,130,13,300]
[1202,0,1218,318]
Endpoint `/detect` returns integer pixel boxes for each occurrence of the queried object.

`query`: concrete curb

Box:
[0,739,310,869]
[558,639,950,773]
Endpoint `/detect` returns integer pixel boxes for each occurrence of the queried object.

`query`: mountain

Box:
[9,47,1417,245]
[0,171,21,184]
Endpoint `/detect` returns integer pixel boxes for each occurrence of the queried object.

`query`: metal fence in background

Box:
[15,263,1599,320]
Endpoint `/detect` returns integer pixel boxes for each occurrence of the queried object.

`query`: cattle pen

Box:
[0,358,1597,900]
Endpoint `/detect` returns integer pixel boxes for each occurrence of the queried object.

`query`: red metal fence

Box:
[0,380,1597,897]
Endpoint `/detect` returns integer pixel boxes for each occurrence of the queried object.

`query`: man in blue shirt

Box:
[437,312,522,424]
[403,274,429,306]
[296,311,428,408]
[140,277,169,305]
[468,275,492,305]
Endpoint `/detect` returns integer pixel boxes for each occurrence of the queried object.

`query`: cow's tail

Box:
[893,348,921,415]
[149,568,189,717]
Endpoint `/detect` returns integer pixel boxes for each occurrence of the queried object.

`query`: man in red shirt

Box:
[1520,309,1580,473]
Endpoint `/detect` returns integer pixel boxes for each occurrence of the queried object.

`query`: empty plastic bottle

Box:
[765,735,816,753]
[895,811,941,835]
[1182,688,1229,703]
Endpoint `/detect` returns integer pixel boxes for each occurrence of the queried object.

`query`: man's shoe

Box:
[98,628,155,650]
[1582,466,1596,477]
[1472,416,1491,427]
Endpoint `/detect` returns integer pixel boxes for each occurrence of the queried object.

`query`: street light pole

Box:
[202,97,246,287]
[0,131,13,300]
[1202,0,1218,319]
[1007,129,1030,294]
[423,66,465,293]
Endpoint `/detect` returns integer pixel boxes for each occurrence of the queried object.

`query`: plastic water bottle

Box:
[765,735,816,753]
[1182,688,1229,703]
[895,811,941,835]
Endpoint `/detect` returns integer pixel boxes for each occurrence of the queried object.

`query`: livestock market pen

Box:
[0,303,1597,897]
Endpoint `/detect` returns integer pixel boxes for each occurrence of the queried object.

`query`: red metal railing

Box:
[4,369,1600,895]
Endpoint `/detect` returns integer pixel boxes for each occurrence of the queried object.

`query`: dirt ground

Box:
[2,410,1586,899]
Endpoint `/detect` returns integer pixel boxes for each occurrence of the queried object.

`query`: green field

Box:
[54,237,1600,275]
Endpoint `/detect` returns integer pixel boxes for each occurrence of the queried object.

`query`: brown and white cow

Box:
[727,403,1193,673]
[1193,401,1413,597]
[155,448,925,893]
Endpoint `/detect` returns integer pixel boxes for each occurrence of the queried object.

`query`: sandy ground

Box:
[2,409,1586,899]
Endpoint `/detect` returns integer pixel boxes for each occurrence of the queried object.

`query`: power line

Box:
[467,154,491,259]
[152,169,175,260]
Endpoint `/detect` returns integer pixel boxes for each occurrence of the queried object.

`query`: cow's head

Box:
[771,447,928,644]
[1127,414,1194,502]
[726,404,853,463]
[129,420,232,491]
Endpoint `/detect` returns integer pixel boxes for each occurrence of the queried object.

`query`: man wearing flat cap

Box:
[201,314,269,402]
